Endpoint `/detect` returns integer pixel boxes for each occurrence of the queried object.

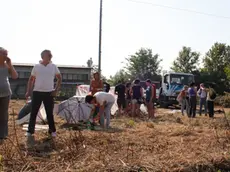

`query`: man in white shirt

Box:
[25,50,62,137]
[85,92,115,129]
[197,83,207,116]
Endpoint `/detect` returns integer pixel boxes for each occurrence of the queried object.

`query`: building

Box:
[9,63,92,99]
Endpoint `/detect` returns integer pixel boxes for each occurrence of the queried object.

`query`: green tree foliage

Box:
[171,46,200,73]
[202,43,230,94]
[224,65,230,80]
[107,69,130,86]
[203,42,230,73]
[125,48,162,81]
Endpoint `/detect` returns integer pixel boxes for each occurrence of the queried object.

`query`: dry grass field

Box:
[1,100,230,172]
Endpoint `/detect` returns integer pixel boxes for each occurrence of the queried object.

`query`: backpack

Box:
[209,89,216,100]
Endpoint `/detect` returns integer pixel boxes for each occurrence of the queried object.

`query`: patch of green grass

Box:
[126,120,135,128]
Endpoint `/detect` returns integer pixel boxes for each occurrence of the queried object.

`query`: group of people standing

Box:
[0,46,218,145]
[177,82,216,118]
[114,79,156,119]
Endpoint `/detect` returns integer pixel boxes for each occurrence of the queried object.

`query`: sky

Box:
[1,0,230,78]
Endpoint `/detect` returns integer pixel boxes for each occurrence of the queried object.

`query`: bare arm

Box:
[98,80,104,91]
[125,87,128,97]
[114,86,118,95]
[5,58,18,79]
[7,64,18,79]
[140,87,144,97]
[90,81,93,91]
[55,74,62,91]
[129,87,133,97]
[26,76,35,98]
[151,86,154,100]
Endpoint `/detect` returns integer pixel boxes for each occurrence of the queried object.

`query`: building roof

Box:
[12,63,92,69]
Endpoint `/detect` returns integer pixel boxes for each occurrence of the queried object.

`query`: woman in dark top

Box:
[188,82,197,118]
[130,79,143,117]
[0,47,18,143]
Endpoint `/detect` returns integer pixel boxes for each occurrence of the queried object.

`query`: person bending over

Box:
[85,92,115,129]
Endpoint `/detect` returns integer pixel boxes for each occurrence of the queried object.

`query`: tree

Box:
[125,48,162,81]
[203,42,230,94]
[225,65,230,80]
[171,46,200,73]
[203,42,230,74]
[107,69,130,86]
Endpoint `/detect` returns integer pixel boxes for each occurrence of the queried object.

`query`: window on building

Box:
[25,72,31,78]
[62,74,67,80]
[82,74,88,80]
[73,74,78,80]
[18,72,25,78]
[77,74,88,81]
[67,74,73,80]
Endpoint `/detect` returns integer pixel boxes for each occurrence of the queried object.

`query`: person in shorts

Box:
[114,81,126,115]
[130,79,143,117]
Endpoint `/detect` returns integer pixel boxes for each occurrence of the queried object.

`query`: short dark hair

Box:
[85,95,95,103]
[209,83,215,88]
[41,50,51,57]
[146,79,151,83]
[134,79,140,84]
[126,82,131,87]
[190,82,195,87]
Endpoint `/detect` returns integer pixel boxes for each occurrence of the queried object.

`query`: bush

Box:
[215,92,230,108]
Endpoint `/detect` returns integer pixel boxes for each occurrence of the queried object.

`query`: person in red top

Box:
[177,85,189,115]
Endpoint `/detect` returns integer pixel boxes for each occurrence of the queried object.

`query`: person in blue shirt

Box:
[188,82,197,118]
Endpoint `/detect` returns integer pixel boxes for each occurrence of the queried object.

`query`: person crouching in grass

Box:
[25,50,62,138]
[85,92,115,129]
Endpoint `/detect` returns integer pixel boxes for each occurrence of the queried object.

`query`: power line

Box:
[124,0,230,20]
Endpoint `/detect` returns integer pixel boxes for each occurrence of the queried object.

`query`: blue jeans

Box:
[100,102,114,128]
[199,97,207,115]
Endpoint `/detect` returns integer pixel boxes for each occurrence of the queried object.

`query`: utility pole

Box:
[98,0,103,77]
